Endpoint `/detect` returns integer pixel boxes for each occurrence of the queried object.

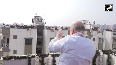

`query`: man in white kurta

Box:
[49,21,96,65]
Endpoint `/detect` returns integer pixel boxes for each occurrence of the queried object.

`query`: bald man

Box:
[49,21,95,65]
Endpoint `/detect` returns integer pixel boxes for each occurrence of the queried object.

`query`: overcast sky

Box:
[0,0,116,26]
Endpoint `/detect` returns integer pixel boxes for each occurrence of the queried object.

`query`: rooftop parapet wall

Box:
[0,23,116,31]
[44,26,69,30]
[0,23,37,29]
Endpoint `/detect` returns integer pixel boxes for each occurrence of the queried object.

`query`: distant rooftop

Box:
[0,23,36,29]
[45,26,69,30]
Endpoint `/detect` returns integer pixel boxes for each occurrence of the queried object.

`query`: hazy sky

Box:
[0,0,116,26]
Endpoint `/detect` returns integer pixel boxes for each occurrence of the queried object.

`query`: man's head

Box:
[70,21,85,35]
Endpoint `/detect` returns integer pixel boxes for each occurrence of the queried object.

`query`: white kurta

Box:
[49,32,96,65]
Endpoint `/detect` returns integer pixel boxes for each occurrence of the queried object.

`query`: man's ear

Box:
[70,28,74,35]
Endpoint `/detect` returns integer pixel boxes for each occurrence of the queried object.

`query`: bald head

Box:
[70,21,85,35]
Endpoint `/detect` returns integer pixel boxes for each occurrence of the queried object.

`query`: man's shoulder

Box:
[60,35,71,41]
[63,35,92,43]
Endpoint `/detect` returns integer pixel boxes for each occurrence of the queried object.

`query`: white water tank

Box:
[32,16,44,25]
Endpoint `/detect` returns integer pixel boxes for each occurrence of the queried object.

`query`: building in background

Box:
[0,17,116,56]
[1,25,37,56]
[81,20,116,50]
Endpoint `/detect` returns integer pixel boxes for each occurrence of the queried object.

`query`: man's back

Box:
[58,35,95,65]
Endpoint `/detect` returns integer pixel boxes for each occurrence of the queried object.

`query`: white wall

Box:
[98,30,106,50]
[105,31,113,50]
[9,28,37,56]
[43,29,68,54]
[91,31,99,50]
[43,29,56,54]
